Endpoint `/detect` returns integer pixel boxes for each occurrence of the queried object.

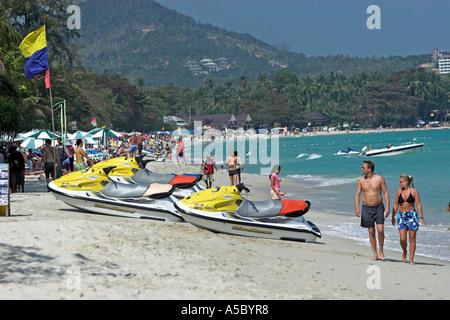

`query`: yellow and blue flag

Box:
[19,26,49,80]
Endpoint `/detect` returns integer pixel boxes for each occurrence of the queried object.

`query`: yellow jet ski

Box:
[48,167,183,222]
[175,184,321,242]
[95,157,204,196]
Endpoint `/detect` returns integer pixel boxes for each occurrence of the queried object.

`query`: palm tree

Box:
[300,76,316,110]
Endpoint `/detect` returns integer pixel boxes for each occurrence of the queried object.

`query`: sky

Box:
[156,0,450,57]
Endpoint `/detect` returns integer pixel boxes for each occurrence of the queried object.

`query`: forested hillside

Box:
[1,0,448,137]
[79,0,430,87]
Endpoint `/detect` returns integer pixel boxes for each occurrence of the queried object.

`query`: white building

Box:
[438,56,450,76]
[433,49,450,76]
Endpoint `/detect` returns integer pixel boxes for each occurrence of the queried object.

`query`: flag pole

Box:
[48,74,58,180]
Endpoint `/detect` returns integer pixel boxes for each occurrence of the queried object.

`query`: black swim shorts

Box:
[228,169,237,176]
[361,203,385,228]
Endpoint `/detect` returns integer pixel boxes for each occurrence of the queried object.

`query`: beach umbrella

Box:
[20,137,44,149]
[68,130,92,140]
[90,127,121,139]
[27,129,61,140]
[90,127,121,145]
[84,137,98,145]
[18,130,39,140]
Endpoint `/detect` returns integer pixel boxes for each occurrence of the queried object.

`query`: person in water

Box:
[354,160,390,261]
[392,174,425,265]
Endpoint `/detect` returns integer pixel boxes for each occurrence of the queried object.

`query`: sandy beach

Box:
[1,161,449,300]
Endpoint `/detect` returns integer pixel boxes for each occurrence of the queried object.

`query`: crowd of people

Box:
[0,132,195,192]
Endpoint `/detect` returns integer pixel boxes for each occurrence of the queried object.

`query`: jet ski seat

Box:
[236,199,284,218]
[101,181,150,198]
[169,174,202,188]
[143,183,175,199]
[131,171,201,189]
[131,170,175,184]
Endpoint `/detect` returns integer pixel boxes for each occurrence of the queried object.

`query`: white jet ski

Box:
[48,170,183,222]
[175,184,321,242]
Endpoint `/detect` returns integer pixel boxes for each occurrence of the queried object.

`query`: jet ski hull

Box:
[49,182,183,222]
[175,201,321,242]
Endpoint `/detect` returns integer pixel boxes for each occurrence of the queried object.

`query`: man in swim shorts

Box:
[176,138,187,166]
[354,160,390,260]
[129,132,138,158]
[226,149,237,185]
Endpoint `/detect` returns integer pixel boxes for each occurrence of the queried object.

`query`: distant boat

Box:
[334,148,359,156]
[360,143,424,157]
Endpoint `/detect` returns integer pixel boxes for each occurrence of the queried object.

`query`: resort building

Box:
[184,57,232,75]
[432,49,450,77]
[438,56,450,76]
[177,113,254,130]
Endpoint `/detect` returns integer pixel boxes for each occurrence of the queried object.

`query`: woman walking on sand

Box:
[269,165,285,200]
[392,174,425,265]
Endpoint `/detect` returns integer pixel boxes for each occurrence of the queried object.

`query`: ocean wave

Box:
[296,153,322,160]
[317,222,450,261]
[287,174,357,187]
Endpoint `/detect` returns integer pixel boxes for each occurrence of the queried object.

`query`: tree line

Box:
[1,1,449,138]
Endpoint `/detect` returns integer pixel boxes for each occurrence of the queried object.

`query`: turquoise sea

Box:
[191,128,450,261]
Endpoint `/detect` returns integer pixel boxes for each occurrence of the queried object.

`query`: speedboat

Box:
[48,169,183,222]
[334,148,359,156]
[360,142,424,157]
[175,184,321,242]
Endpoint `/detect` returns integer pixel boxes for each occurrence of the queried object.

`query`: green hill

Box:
[79,0,430,87]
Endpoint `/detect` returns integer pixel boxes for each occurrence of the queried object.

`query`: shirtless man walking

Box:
[226,149,237,186]
[355,160,390,260]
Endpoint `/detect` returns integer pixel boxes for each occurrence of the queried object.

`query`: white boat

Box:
[360,143,424,157]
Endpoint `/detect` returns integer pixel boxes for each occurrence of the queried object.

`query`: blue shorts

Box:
[397,210,419,231]
[130,144,137,153]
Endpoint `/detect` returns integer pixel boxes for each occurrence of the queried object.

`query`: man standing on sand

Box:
[176,137,187,166]
[129,132,138,158]
[355,160,390,260]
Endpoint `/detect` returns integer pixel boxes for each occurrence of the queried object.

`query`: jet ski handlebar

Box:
[236,183,250,193]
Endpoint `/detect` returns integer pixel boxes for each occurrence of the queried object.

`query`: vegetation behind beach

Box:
[1,0,449,136]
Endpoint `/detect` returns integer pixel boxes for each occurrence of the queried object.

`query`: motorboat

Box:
[360,142,424,157]
[334,148,359,156]
[175,184,321,242]
[48,169,183,222]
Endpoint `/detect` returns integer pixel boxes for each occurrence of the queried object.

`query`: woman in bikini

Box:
[392,174,425,265]
[74,139,91,171]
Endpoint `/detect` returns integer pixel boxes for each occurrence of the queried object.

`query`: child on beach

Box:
[269,165,285,200]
